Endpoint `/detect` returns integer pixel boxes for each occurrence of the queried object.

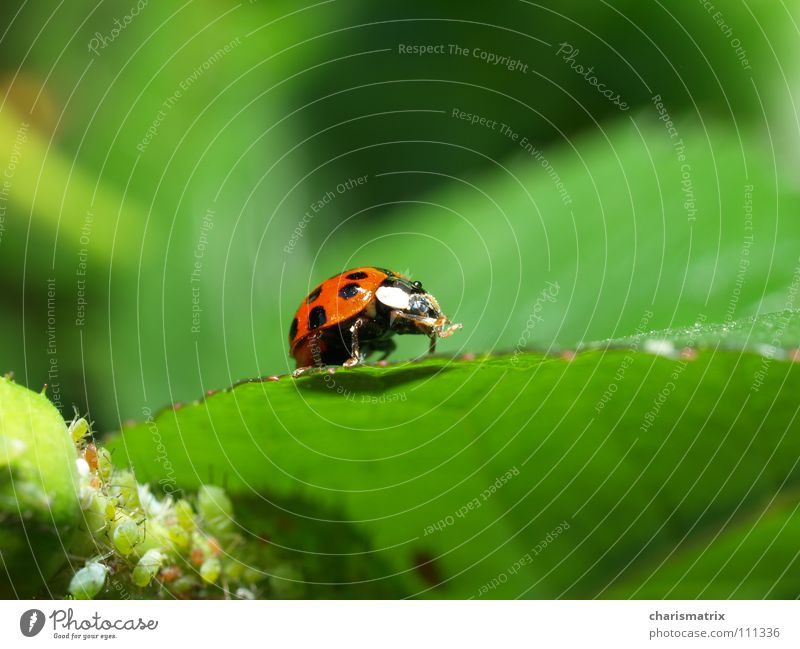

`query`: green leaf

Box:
[113,309,800,598]
[0,107,146,269]
[607,496,800,599]
[0,376,80,597]
[594,308,800,357]
[317,120,800,355]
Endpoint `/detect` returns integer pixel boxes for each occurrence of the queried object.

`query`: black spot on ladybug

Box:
[308,305,327,330]
[346,271,368,280]
[307,286,322,303]
[338,283,360,299]
[289,318,298,340]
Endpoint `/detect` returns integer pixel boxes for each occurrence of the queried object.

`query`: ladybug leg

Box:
[369,337,396,361]
[343,317,371,368]
[429,335,436,355]
[291,333,328,377]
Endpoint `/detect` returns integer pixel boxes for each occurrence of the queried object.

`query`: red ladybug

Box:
[289,267,461,373]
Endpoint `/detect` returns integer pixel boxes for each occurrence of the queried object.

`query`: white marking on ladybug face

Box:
[376,285,411,310]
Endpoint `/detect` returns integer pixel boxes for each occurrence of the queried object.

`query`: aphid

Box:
[288,267,461,373]
[159,565,182,583]
[68,413,90,443]
[112,520,141,556]
[68,562,108,600]
[200,557,221,584]
[84,443,98,472]
[168,525,190,551]
[190,547,205,566]
[207,536,222,556]
[132,549,164,588]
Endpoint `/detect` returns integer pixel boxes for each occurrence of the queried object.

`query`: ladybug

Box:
[289,267,461,373]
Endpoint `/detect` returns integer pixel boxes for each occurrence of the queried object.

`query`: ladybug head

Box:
[375,279,461,339]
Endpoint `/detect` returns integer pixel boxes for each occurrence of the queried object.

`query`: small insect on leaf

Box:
[69,562,108,600]
[190,547,205,566]
[159,565,182,583]
[95,447,113,482]
[132,550,164,588]
[68,416,90,443]
[200,557,221,584]
[84,443,98,472]
[112,520,141,556]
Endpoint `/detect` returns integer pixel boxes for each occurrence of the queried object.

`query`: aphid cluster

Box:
[67,415,297,599]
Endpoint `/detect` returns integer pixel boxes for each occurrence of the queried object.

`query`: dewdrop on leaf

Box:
[643,339,676,358]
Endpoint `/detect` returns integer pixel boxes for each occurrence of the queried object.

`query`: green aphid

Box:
[199,557,221,584]
[112,520,141,556]
[69,562,108,600]
[196,485,233,538]
[168,525,190,551]
[68,415,90,443]
[95,447,113,482]
[132,549,164,588]
[174,499,195,530]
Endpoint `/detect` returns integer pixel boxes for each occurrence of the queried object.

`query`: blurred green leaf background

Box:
[2,0,800,598]
[2,0,797,429]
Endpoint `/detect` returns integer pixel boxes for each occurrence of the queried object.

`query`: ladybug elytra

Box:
[289,267,461,373]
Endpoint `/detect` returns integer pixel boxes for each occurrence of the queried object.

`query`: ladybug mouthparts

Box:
[386,298,462,338]
[432,317,463,338]
[406,293,462,338]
